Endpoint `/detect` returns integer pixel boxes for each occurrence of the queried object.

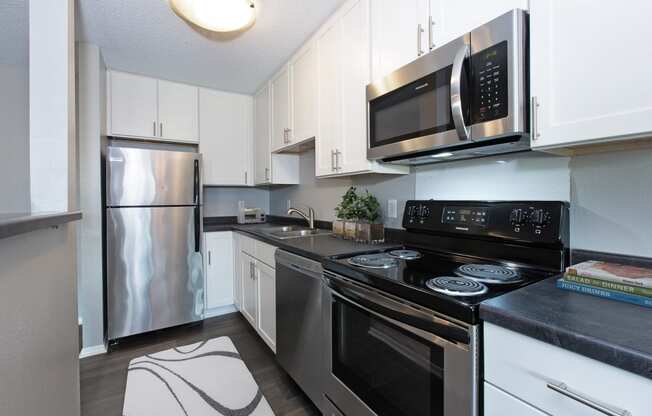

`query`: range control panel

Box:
[404,200,569,245]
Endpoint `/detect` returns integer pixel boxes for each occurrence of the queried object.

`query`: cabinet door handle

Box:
[153,121,157,136]
[286,128,291,143]
[531,96,541,141]
[417,24,425,56]
[208,250,211,266]
[160,122,163,137]
[330,149,336,171]
[335,149,342,171]
[546,382,631,416]
[265,167,269,181]
[428,16,436,50]
[244,171,248,184]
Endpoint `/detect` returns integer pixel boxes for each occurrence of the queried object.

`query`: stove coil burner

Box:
[348,254,399,269]
[455,264,522,284]
[426,276,489,297]
[387,250,422,260]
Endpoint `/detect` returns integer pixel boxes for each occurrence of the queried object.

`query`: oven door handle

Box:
[451,43,470,140]
[326,275,470,346]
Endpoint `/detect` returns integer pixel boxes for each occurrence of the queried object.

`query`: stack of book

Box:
[557,260,652,309]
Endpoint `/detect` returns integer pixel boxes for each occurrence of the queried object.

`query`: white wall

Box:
[0,64,30,212]
[415,152,571,201]
[269,149,416,228]
[570,148,652,257]
[76,43,107,353]
[203,187,270,217]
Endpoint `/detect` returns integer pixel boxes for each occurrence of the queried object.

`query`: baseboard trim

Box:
[204,304,237,319]
[79,344,107,359]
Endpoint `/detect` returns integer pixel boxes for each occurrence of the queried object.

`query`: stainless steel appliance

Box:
[367,9,529,165]
[238,207,266,224]
[322,200,569,416]
[105,147,204,341]
[275,250,324,411]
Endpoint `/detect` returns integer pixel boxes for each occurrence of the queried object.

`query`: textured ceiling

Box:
[0,0,28,66]
[77,0,347,94]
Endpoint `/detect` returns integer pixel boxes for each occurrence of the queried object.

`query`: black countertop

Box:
[0,211,82,240]
[204,217,399,262]
[481,276,652,380]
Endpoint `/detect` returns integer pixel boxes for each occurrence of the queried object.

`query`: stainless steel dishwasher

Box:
[276,250,324,411]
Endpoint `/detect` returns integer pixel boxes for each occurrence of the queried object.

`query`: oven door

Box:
[366,35,471,161]
[323,272,479,416]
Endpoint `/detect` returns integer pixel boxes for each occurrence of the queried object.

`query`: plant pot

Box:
[332,220,346,237]
[344,221,358,240]
[356,222,385,244]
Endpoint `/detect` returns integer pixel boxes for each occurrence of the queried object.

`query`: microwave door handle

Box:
[451,44,470,140]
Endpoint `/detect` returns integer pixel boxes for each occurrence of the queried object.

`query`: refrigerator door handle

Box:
[194,206,201,253]
[193,159,200,205]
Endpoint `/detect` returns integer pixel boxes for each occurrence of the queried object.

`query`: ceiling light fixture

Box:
[170,0,256,33]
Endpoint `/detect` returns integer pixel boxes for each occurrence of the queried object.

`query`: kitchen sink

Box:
[263,226,332,240]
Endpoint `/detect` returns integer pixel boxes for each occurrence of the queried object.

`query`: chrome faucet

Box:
[287,206,315,229]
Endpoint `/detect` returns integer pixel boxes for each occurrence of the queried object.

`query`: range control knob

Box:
[509,208,527,226]
[406,205,417,223]
[529,209,551,228]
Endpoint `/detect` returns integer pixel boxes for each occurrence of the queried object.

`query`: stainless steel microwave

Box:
[367,9,529,165]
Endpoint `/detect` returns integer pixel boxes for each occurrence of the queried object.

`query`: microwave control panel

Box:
[471,41,509,124]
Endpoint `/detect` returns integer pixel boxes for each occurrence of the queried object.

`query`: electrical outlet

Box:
[287,200,292,210]
[238,200,245,211]
[388,199,398,218]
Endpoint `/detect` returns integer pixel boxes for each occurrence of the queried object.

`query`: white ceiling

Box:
[0,0,29,66]
[77,0,347,94]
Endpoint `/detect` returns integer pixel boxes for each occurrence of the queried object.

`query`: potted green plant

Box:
[333,187,359,239]
[355,190,384,243]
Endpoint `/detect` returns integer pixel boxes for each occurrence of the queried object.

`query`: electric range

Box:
[321,200,569,416]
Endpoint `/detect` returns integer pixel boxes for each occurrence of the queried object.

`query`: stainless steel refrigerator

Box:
[105,147,204,341]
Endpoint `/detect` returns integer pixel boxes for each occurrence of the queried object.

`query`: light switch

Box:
[388,199,398,218]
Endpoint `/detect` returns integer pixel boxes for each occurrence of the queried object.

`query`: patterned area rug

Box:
[123,337,274,415]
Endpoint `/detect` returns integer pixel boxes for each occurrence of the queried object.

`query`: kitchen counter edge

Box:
[0,211,83,240]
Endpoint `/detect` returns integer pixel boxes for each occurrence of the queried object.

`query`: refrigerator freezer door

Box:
[106,147,201,207]
[106,206,204,340]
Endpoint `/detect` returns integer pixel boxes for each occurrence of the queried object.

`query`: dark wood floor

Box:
[80,312,320,416]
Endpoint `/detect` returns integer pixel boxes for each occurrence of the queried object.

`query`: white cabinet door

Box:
[339,0,372,174]
[254,85,272,185]
[199,88,252,186]
[109,71,158,138]
[204,232,234,310]
[531,0,652,149]
[232,234,243,311]
[271,66,292,151]
[370,0,429,81]
[240,252,257,326]
[158,80,199,142]
[290,44,319,142]
[316,20,342,177]
[433,0,527,47]
[484,383,546,416]
[256,260,276,352]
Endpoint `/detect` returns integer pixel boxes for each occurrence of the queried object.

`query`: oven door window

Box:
[369,66,454,149]
[332,297,444,416]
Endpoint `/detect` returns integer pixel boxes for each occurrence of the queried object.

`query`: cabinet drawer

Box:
[237,233,256,256]
[485,322,651,416]
[255,240,277,268]
[484,382,546,416]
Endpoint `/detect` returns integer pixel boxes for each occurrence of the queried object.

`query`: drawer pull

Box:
[546,381,632,416]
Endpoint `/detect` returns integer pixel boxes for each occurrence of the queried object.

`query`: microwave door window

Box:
[369,66,455,149]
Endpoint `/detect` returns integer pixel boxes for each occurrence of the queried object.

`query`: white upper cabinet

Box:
[254,83,300,185]
[432,0,528,47]
[109,71,158,139]
[254,85,272,185]
[158,80,199,142]
[290,43,319,143]
[199,88,252,186]
[316,0,408,178]
[108,70,199,143]
[530,0,652,150]
[271,66,292,152]
[371,0,429,81]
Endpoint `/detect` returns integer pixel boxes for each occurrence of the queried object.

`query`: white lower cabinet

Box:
[234,233,277,353]
[484,322,652,416]
[484,382,545,416]
[204,232,235,315]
